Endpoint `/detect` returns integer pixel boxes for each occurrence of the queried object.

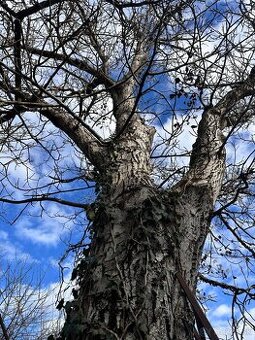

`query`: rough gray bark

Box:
[60,105,225,339]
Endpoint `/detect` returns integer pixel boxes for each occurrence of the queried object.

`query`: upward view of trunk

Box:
[61,108,225,340]
[1,2,255,340]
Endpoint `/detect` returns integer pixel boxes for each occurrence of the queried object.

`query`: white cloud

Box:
[49,257,60,269]
[18,224,64,246]
[212,319,232,340]
[212,303,232,317]
[153,113,200,165]
[225,126,255,167]
[14,203,74,246]
[0,235,36,263]
[203,293,255,339]
[0,153,38,193]
[212,316,255,340]
[39,262,75,335]
[15,221,67,247]
[0,230,8,240]
[85,93,116,140]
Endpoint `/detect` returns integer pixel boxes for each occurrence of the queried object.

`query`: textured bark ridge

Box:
[100,118,155,197]
[174,107,226,205]
[62,193,194,339]
[60,113,224,339]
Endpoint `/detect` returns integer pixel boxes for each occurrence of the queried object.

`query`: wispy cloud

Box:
[14,203,74,246]
[212,303,232,317]
[0,231,37,263]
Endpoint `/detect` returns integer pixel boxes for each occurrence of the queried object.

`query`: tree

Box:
[0,0,255,339]
[0,260,61,339]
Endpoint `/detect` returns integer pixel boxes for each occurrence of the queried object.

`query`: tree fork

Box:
[56,116,217,339]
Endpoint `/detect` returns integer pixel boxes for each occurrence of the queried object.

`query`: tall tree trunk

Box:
[60,118,218,340]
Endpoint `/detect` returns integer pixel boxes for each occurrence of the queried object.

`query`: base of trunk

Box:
[59,185,211,340]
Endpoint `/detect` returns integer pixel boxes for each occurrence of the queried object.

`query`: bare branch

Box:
[24,46,114,89]
[0,313,10,340]
[0,0,67,20]
[199,274,255,297]
[0,195,88,209]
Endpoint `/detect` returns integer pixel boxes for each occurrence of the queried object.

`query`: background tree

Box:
[0,260,61,339]
[0,0,255,339]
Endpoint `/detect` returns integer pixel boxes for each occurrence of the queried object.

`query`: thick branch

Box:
[111,16,162,133]
[0,57,108,166]
[40,107,107,167]
[111,38,149,132]
[177,78,255,202]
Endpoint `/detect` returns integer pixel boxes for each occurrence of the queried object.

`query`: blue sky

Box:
[0,113,95,289]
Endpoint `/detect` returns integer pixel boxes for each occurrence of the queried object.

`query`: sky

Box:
[0,114,95,337]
